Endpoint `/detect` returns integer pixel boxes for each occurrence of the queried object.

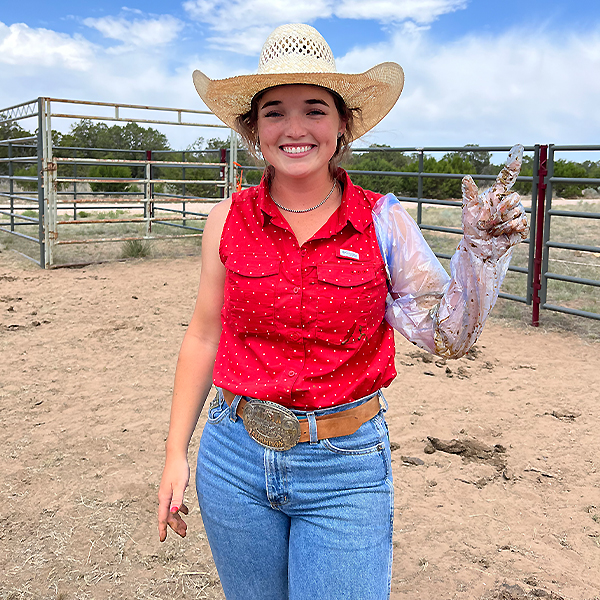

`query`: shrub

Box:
[121,239,151,258]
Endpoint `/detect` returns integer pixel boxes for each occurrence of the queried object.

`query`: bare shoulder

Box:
[188,200,230,333]
[205,198,232,230]
[201,198,232,253]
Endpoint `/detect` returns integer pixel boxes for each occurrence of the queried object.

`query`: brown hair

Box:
[235,85,360,180]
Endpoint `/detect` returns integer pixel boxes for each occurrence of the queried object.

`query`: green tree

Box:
[463,144,493,175]
[159,136,227,199]
[88,163,134,193]
[59,120,169,153]
[553,159,588,197]
[0,117,34,176]
[342,146,482,199]
[513,154,534,197]
[397,152,476,199]
[342,145,415,196]
[582,159,600,179]
[57,120,171,182]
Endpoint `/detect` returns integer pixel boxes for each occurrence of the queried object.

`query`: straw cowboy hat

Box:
[192,23,404,142]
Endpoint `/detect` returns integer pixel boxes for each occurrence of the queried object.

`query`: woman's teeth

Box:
[282,145,312,154]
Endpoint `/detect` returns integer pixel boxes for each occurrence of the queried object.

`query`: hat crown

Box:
[257,24,337,75]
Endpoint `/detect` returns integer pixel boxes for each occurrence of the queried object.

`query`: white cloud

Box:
[121,7,144,16]
[182,0,467,54]
[183,0,466,39]
[204,25,275,55]
[335,0,467,24]
[1,11,599,152]
[183,0,332,34]
[0,21,95,70]
[338,26,600,147]
[83,15,184,49]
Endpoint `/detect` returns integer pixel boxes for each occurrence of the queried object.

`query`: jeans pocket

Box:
[321,413,386,455]
[207,394,230,424]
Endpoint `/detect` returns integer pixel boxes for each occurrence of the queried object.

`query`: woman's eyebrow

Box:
[260,100,281,110]
[259,98,330,111]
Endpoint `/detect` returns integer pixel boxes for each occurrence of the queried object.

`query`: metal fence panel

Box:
[1,97,238,267]
[2,98,599,323]
[0,99,42,265]
[539,144,600,321]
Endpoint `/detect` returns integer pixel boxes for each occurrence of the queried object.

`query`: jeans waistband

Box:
[217,388,386,419]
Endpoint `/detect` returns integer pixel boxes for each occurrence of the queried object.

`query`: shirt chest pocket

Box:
[316,261,386,346]
[225,254,280,335]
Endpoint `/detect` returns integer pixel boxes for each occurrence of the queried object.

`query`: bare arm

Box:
[157,198,230,542]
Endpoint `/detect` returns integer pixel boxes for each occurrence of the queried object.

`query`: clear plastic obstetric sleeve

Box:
[372,194,512,358]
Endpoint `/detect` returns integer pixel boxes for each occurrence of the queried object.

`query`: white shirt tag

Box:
[339,249,360,260]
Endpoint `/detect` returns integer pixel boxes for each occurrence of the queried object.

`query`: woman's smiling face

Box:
[256,84,346,182]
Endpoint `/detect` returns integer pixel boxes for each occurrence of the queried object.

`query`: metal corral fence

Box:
[0,97,237,268]
[537,145,600,322]
[239,144,600,324]
[345,144,540,308]
[1,98,598,324]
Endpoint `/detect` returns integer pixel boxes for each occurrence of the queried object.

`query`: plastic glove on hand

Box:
[462,144,529,260]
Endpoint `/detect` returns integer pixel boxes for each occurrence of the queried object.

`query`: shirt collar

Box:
[256,176,280,229]
[255,169,373,234]
[336,169,372,234]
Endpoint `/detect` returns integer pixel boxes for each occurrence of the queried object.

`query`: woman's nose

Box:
[285,115,306,138]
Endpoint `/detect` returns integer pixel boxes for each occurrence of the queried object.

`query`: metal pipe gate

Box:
[1,97,237,268]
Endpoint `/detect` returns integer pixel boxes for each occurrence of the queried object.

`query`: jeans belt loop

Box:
[230,394,243,422]
[378,390,388,413]
[307,412,318,444]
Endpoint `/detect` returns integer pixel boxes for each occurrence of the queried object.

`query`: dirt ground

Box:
[1,249,599,600]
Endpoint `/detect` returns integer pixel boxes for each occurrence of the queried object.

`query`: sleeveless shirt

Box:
[213,170,396,410]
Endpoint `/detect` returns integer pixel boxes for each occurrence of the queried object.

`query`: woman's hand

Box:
[157,454,190,542]
[462,144,529,261]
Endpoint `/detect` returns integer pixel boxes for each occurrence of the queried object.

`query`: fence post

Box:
[40,97,56,268]
[36,98,45,267]
[182,150,187,228]
[417,149,424,225]
[8,140,14,232]
[526,145,540,306]
[539,145,555,310]
[229,131,237,196]
[531,144,548,326]
[220,148,227,198]
[145,150,152,236]
[73,148,78,220]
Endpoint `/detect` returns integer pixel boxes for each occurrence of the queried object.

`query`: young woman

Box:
[157,23,528,600]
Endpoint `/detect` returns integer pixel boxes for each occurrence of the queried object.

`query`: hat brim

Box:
[192,62,404,142]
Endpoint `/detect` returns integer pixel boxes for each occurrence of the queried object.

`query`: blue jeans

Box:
[195,391,394,600]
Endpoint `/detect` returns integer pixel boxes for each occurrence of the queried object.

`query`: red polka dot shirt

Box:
[213,170,396,410]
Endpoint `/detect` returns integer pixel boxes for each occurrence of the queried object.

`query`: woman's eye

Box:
[264,110,283,118]
[308,109,325,116]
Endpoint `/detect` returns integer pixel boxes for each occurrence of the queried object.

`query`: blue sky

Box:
[1,1,600,154]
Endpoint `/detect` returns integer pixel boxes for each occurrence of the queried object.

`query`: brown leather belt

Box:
[221,389,381,443]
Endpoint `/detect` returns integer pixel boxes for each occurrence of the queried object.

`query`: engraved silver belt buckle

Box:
[243,400,301,451]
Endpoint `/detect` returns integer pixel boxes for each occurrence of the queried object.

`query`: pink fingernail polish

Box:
[171,506,179,513]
